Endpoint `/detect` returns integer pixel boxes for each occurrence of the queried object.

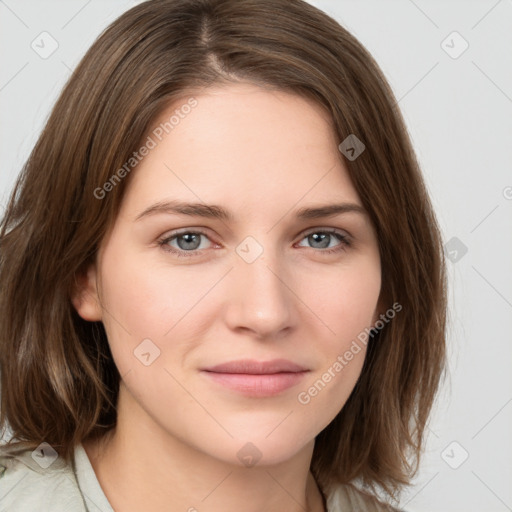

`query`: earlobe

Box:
[71,264,103,322]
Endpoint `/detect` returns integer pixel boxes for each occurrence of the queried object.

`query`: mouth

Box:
[200,359,310,397]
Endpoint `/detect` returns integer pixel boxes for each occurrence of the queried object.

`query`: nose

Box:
[223,249,296,340]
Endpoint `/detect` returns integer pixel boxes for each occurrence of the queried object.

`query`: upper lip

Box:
[201,359,308,374]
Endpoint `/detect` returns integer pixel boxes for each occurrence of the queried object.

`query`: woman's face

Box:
[75,82,381,466]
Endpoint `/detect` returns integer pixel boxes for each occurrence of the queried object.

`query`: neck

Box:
[83,383,326,512]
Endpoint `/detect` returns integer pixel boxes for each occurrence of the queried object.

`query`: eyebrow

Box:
[134,200,367,222]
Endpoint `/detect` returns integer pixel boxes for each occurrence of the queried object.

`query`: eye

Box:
[158,230,214,258]
[296,229,351,254]
[157,228,351,259]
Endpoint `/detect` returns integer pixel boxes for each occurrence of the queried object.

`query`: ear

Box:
[71,263,103,322]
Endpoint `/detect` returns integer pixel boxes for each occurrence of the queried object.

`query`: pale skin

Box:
[73,82,382,512]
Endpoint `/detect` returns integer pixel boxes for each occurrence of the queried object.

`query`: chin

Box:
[214,429,316,468]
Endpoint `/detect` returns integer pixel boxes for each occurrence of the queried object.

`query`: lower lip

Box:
[201,371,308,397]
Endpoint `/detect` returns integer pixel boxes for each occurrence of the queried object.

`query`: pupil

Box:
[178,233,200,250]
[310,233,329,249]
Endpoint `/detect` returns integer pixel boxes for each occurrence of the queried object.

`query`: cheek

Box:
[300,256,381,343]
[95,244,169,371]
[96,244,221,372]
[98,242,190,332]
[293,257,380,416]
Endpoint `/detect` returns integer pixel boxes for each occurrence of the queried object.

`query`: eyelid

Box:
[299,226,351,239]
[156,228,216,256]
[295,227,352,251]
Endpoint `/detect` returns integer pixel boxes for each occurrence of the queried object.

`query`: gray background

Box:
[1,1,511,511]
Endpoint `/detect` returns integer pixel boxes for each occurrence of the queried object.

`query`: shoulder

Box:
[326,482,404,512]
[0,442,86,512]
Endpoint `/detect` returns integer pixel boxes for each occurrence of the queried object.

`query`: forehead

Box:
[121,82,360,217]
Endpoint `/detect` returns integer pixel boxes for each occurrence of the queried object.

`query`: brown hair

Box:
[0,0,446,506]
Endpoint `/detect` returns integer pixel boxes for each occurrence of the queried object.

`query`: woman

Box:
[0,1,446,510]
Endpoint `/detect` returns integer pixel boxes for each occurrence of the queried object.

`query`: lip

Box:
[202,359,308,374]
[201,359,309,397]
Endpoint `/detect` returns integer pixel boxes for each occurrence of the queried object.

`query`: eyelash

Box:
[157,228,351,259]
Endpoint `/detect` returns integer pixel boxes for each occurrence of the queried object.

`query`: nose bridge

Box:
[225,236,294,337]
